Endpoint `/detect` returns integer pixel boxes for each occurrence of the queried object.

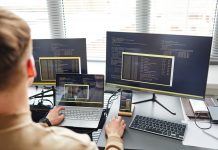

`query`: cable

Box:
[30,86,55,107]
[105,88,121,116]
[40,99,54,108]
[194,112,212,130]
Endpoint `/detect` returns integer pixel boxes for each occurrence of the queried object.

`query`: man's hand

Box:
[105,116,126,138]
[46,106,65,126]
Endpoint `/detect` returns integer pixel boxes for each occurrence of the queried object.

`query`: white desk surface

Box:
[180,100,218,149]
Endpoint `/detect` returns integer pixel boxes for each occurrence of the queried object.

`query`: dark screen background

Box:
[106,31,212,98]
[33,38,87,84]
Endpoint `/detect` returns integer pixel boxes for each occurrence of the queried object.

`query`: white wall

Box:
[206,65,218,95]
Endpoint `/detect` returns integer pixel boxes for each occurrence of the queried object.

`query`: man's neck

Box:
[0,83,29,115]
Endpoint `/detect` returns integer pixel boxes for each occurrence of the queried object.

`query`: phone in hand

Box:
[119,90,133,112]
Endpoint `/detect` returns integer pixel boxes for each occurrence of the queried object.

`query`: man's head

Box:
[0,8,35,91]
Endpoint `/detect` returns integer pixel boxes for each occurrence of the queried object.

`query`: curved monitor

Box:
[33,38,87,85]
[106,31,212,99]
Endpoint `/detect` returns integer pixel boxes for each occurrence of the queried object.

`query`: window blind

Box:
[0,0,51,39]
[62,0,136,61]
[147,0,216,36]
[1,0,218,62]
[211,2,218,64]
[144,0,218,63]
[46,0,66,38]
[62,0,218,61]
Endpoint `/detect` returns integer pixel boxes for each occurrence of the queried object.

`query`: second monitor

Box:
[33,38,87,85]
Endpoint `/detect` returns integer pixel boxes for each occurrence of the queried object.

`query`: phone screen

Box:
[119,90,132,112]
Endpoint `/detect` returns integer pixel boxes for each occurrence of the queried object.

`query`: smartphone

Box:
[119,90,133,112]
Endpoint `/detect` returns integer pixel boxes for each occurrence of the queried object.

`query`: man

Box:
[0,7,126,150]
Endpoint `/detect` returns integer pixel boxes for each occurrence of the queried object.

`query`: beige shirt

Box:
[0,112,123,150]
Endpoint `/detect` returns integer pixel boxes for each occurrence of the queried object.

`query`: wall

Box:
[206,65,218,96]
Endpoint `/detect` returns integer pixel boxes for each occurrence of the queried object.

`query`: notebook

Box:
[56,73,104,128]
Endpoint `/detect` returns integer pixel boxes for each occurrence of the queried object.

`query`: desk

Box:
[97,92,214,150]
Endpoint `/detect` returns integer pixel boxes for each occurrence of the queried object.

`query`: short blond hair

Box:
[0,7,31,90]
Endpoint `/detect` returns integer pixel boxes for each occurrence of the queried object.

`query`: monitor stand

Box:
[29,86,56,105]
[132,93,176,115]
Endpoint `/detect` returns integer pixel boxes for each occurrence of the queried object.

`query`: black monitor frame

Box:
[32,38,87,85]
[106,31,212,100]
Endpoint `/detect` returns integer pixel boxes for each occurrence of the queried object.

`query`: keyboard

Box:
[129,115,187,141]
[60,107,102,121]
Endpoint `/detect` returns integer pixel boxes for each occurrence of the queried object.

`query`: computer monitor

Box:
[106,31,212,100]
[32,38,87,85]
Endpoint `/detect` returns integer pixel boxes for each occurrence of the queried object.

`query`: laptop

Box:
[56,73,104,128]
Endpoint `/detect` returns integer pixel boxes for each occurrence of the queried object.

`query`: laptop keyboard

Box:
[60,107,102,121]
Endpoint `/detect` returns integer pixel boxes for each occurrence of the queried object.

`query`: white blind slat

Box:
[1,0,217,61]
[63,0,136,61]
[0,0,51,39]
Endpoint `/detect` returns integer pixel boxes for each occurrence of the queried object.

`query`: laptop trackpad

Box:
[59,119,99,128]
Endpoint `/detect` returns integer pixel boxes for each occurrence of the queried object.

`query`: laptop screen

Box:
[56,74,104,107]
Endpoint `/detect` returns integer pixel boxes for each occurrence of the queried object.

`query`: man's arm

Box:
[105,116,126,150]
[39,106,65,127]
[39,106,126,150]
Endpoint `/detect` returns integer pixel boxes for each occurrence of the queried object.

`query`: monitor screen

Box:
[33,38,87,85]
[106,31,212,99]
[56,74,104,107]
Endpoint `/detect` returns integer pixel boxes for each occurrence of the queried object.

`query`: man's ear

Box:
[27,56,36,78]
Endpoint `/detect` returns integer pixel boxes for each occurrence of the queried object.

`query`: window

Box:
[148,0,216,36]
[1,0,218,62]
[145,0,218,64]
[0,0,51,38]
[63,0,218,62]
[63,0,136,61]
